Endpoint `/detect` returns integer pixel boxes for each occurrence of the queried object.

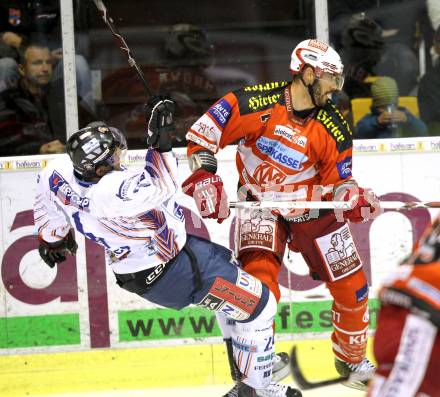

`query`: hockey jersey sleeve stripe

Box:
[98,220,153,241]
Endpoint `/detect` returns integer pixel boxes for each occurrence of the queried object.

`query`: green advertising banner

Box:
[0,314,80,349]
[118,299,380,341]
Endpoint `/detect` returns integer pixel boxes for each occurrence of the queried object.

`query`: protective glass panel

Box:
[0,0,67,156]
[329,1,438,138]
[75,0,316,149]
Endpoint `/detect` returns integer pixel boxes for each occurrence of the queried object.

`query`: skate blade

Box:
[341,379,368,392]
[271,364,291,383]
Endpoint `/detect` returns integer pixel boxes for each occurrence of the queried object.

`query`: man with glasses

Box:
[182,38,381,395]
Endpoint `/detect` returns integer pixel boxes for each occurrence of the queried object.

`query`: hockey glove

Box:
[182,169,230,223]
[38,230,78,268]
[145,96,176,152]
[334,183,381,223]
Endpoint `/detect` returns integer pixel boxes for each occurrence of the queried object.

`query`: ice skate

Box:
[335,357,375,391]
[223,381,302,397]
[255,382,302,397]
[271,352,290,382]
[223,382,256,397]
[223,351,291,397]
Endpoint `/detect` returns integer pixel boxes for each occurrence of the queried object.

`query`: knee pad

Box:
[231,291,277,389]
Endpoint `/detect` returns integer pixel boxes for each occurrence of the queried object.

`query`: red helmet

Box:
[290,39,344,89]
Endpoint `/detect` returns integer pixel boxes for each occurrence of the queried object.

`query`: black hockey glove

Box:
[145,96,176,152]
[38,230,78,268]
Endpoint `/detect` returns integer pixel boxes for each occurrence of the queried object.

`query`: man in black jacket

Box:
[0,41,65,156]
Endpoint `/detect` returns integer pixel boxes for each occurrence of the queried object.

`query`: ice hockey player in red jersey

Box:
[182,38,381,396]
[368,215,440,397]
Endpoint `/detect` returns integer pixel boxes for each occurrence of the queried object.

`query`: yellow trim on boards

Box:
[0,339,374,397]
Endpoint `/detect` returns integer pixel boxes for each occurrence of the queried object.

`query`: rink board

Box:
[0,137,439,395]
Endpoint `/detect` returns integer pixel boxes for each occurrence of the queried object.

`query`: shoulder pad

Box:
[234,81,288,116]
[315,101,353,153]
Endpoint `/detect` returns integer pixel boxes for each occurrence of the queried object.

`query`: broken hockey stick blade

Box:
[290,346,348,390]
[229,200,440,210]
[92,0,152,97]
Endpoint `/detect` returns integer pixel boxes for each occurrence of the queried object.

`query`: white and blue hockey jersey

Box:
[34,150,187,274]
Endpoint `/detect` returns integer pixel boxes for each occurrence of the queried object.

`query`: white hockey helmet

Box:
[290,39,344,88]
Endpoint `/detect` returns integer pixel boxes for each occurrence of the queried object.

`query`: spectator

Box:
[0,0,94,115]
[356,76,427,139]
[0,41,65,156]
[332,90,355,131]
[339,13,385,98]
[418,26,440,135]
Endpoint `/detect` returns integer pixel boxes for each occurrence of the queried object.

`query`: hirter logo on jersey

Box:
[253,161,286,186]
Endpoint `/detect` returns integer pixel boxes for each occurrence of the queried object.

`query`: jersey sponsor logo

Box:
[308,39,329,52]
[133,173,151,193]
[315,224,362,281]
[255,136,307,170]
[232,338,259,352]
[219,303,250,321]
[356,283,369,303]
[317,109,345,142]
[236,269,263,298]
[336,156,352,179]
[273,125,308,147]
[49,171,90,211]
[204,276,261,320]
[248,93,282,112]
[116,175,136,201]
[252,161,287,186]
[208,98,232,128]
[186,132,218,153]
[243,81,288,93]
[239,211,276,252]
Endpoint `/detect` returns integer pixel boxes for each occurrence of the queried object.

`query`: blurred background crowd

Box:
[1,0,439,156]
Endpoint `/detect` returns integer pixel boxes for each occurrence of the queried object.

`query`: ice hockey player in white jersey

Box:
[33,97,301,397]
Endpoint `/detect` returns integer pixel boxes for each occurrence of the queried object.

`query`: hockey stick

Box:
[290,346,348,390]
[229,200,440,210]
[92,0,153,96]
